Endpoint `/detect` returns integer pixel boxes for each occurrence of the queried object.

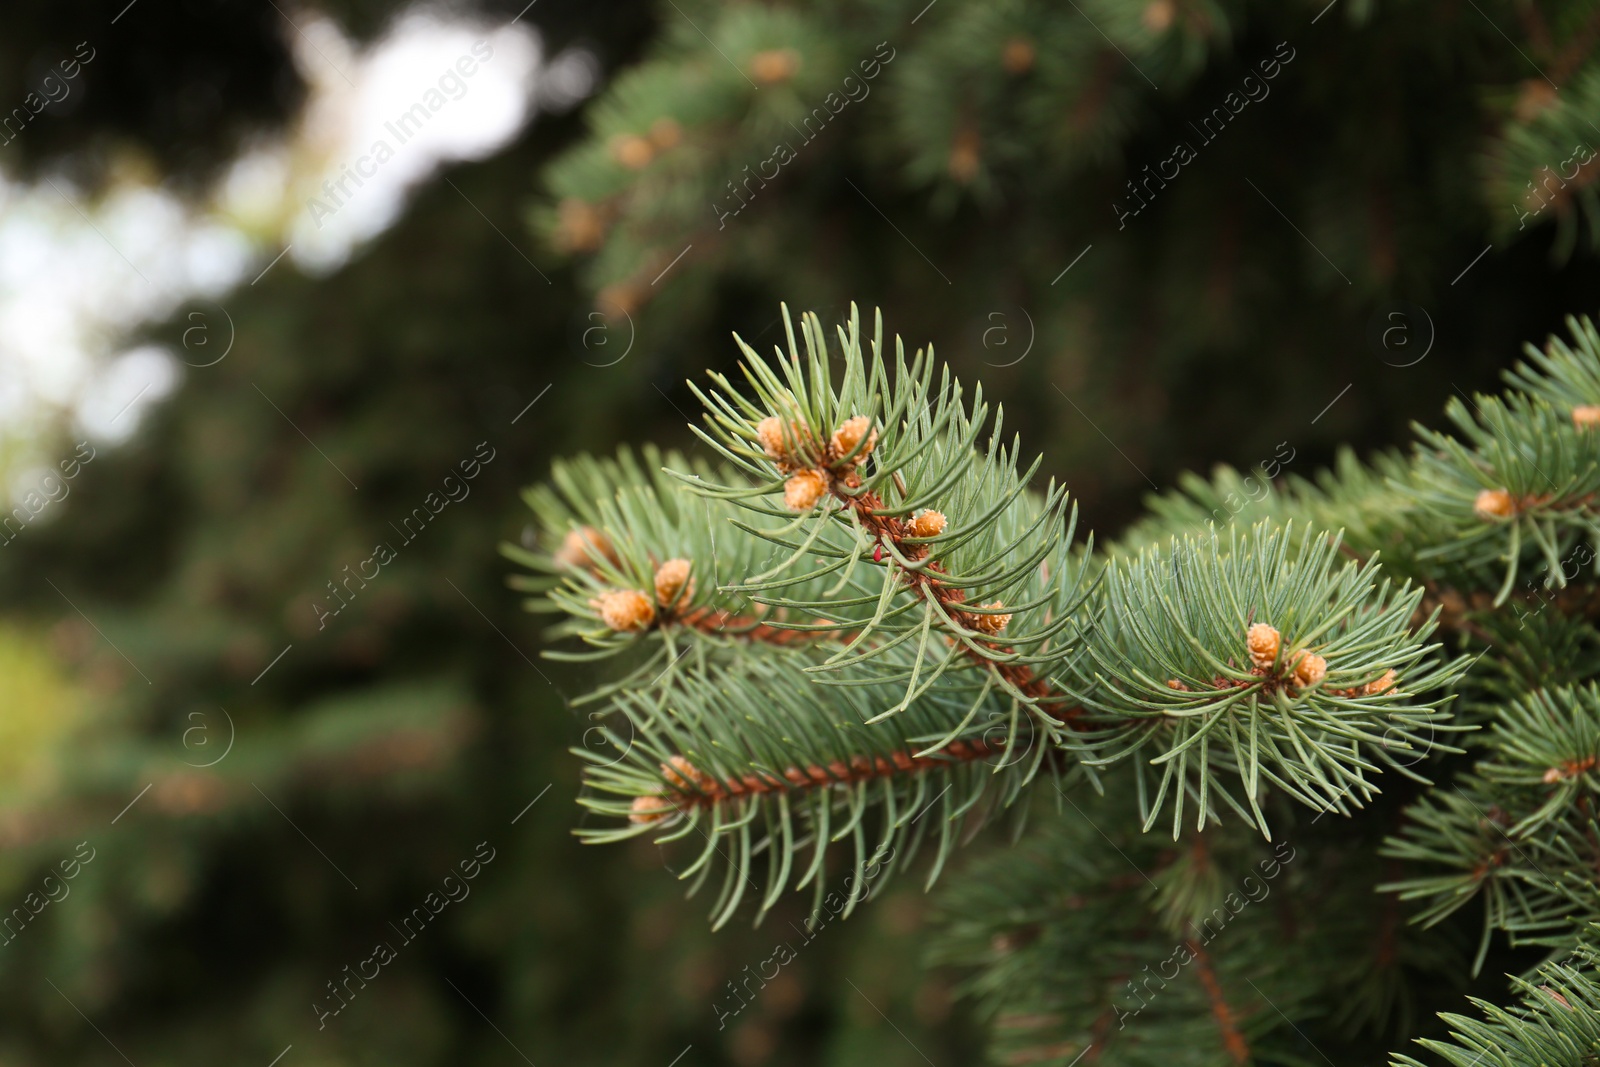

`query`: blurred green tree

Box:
[3,0,1600,1065]
[536,0,1600,528]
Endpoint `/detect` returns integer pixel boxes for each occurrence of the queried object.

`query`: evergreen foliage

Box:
[533,0,1600,533]
[9,0,1600,1063]
[522,304,1600,1066]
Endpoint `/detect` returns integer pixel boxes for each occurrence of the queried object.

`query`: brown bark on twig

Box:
[1187,939,1251,1065]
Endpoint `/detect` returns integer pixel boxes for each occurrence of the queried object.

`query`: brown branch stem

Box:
[649,739,1001,817]
[836,482,1086,729]
[670,605,835,645]
[1187,939,1250,1065]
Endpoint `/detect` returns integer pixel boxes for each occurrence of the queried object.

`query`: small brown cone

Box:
[969,602,1012,635]
[1247,623,1281,669]
[556,526,617,570]
[609,133,654,169]
[629,794,676,824]
[1142,0,1176,31]
[830,415,877,463]
[1573,405,1600,429]
[1001,37,1035,75]
[662,755,712,792]
[594,589,656,632]
[648,117,682,150]
[1292,651,1327,689]
[1366,669,1398,695]
[908,510,947,538]
[554,198,606,253]
[748,48,801,85]
[654,558,693,609]
[784,470,829,511]
[1474,488,1516,520]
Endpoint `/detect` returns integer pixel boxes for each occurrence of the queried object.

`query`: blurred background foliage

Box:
[0,0,1597,1063]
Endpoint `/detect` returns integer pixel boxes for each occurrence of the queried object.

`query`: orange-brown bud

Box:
[1366,669,1397,695]
[908,509,947,538]
[556,526,618,570]
[1574,405,1600,429]
[595,282,643,318]
[1292,651,1327,689]
[609,133,654,169]
[1247,623,1281,669]
[757,415,812,466]
[1514,79,1560,123]
[1474,488,1516,520]
[629,794,676,824]
[784,470,829,511]
[1001,37,1035,74]
[756,416,787,459]
[554,197,605,254]
[648,117,682,150]
[830,415,877,463]
[654,558,693,609]
[661,755,712,793]
[948,125,981,182]
[748,48,801,85]
[594,589,656,632]
[1142,0,1176,31]
[969,602,1012,635]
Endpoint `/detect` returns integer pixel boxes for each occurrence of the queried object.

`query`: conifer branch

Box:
[679,306,1105,752]
[505,445,849,659]
[574,644,1054,926]
[1187,939,1250,1066]
[1391,932,1600,1067]
[804,468,1081,727]
[516,304,1476,922]
[1383,682,1600,968]
[635,737,1002,815]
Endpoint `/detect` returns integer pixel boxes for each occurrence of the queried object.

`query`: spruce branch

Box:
[1391,931,1600,1067]
[576,645,1055,927]
[505,445,846,664]
[1072,521,1467,837]
[1120,315,1600,624]
[928,799,1319,1067]
[1410,389,1600,605]
[513,303,1477,923]
[1486,64,1600,256]
[680,304,1093,736]
[1383,684,1600,969]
